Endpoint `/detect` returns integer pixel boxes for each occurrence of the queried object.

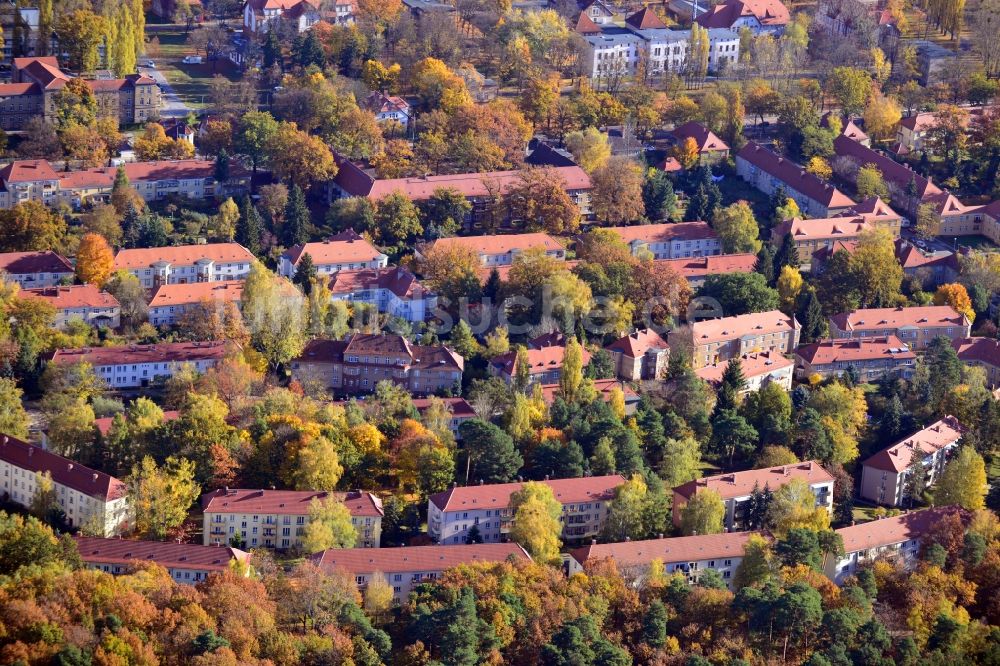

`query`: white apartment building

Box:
[859,416,963,507]
[113,243,256,289]
[328,267,437,323]
[418,232,566,267]
[824,506,965,584]
[148,280,244,327]
[427,475,626,545]
[202,488,384,550]
[311,543,531,603]
[604,222,722,259]
[75,536,251,584]
[567,532,755,589]
[51,340,229,389]
[695,351,794,393]
[0,434,130,536]
[21,285,120,329]
[672,461,834,530]
[278,230,389,278]
[0,250,74,288]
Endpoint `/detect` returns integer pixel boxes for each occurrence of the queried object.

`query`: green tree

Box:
[713,201,762,253]
[236,111,280,173]
[827,67,874,116]
[590,437,617,475]
[420,188,471,239]
[509,481,562,564]
[660,435,702,488]
[604,474,648,541]
[848,228,902,307]
[642,600,668,648]
[127,456,200,540]
[302,496,357,552]
[698,272,779,315]
[717,357,747,412]
[55,9,108,72]
[711,409,759,468]
[559,337,584,402]
[642,168,677,221]
[734,533,777,589]
[293,253,318,295]
[458,419,523,484]
[934,446,987,510]
[680,489,725,535]
[796,290,827,343]
[236,195,263,255]
[242,260,307,369]
[773,232,800,273]
[0,378,29,438]
[374,192,423,248]
[282,184,310,247]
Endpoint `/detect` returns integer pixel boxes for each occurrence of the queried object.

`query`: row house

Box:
[736,141,856,217]
[75,536,251,585]
[859,416,964,507]
[695,0,790,34]
[330,156,593,221]
[0,433,129,536]
[114,243,256,289]
[537,379,641,415]
[566,532,754,589]
[410,397,478,439]
[418,232,566,267]
[328,267,437,323]
[278,229,389,279]
[828,305,970,350]
[794,336,916,382]
[310,543,530,603]
[21,285,120,329]
[605,329,670,381]
[695,350,794,393]
[148,280,244,327]
[290,334,464,395]
[51,340,229,389]
[832,134,942,215]
[605,221,722,259]
[489,343,592,386]
[427,475,627,545]
[672,310,800,370]
[824,506,967,584]
[0,250,73,288]
[202,488,383,550]
[655,253,758,288]
[672,461,834,531]
[953,337,1000,387]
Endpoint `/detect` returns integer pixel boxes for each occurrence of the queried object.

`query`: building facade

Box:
[695,350,794,393]
[736,142,856,217]
[278,230,389,278]
[605,329,670,381]
[795,336,915,381]
[0,250,73,288]
[953,337,1000,387]
[75,536,250,585]
[21,285,120,329]
[672,310,800,370]
[605,221,722,259]
[148,280,244,327]
[327,267,437,323]
[828,305,971,350]
[114,243,256,289]
[202,488,384,550]
[695,0,790,34]
[489,344,592,386]
[419,232,566,266]
[655,253,757,288]
[51,340,229,389]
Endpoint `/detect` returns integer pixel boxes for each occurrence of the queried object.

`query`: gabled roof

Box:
[953,336,1000,369]
[525,142,577,168]
[489,344,592,377]
[772,216,874,240]
[795,335,915,365]
[75,536,249,572]
[924,191,981,218]
[148,280,245,309]
[606,329,669,359]
[737,142,855,209]
[51,340,230,368]
[363,91,410,115]
[835,506,967,553]
[202,488,384,516]
[862,416,964,473]
[282,230,385,266]
[0,159,60,183]
[625,6,667,29]
[574,11,603,34]
[695,350,793,384]
[0,250,73,275]
[571,531,756,568]
[426,232,564,257]
[690,310,799,346]
[671,121,729,153]
[833,134,943,199]
[410,396,477,418]
[114,243,255,271]
[674,461,833,501]
[21,285,120,310]
[821,113,869,144]
[605,221,718,244]
[654,253,757,280]
[328,267,430,300]
[894,240,958,271]
[0,433,126,502]
[311,543,530,574]
[429,475,627,512]
[829,305,968,332]
[696,0,790,29]
[846,195,900,220]
[537,378,638,406]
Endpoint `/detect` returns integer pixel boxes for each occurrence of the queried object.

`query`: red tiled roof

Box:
[410,396,477,418]
[427,232,564,257]
[862,416,964,473]
[294,334,463,373]
[795,335,915,365]
[605,221,718,244]
[21,285,120,310]
[363,91,409,115]
[606,328,669,359]
[0,82,38,96]
[842,195,901,221]
[898,111,958,133]
[829,305,968,332]
[328,267,430,300]
[0,250,73,275]
[695,350,792,384]
[0,159,60,183]
[94,410,180,437]
[737,142,855,209]
[337,166,592,201]
[489,344,592,377]
[51,340,230,368]
[282,229,385,266]
[953,336,1000,368]
[58,168,115,190]
[657,156,683,172]
[537,378,638,406]
[74,536,249,571]
[625,6,667,29]
[690,310,798,346]
[671,121,729,153]
[654,253,757,280]
[833,135,942,199]
[894,241,958,271]
[148,281,244,309]
[925,192,981,218]
[202,488,384,517]
[0,433,126,501]
[574,11,603,33]
[674,461,833,501]
[812,240,858,262]
[772,216,874,241]
[821,113,869,144]
[429,475,627,512]
[310,543,530,574]
[114,243,255,270]
[835,506,967,553]
[17,57,69,90]
[571,531,755,568]
[696,0,790,28]
[122,159,247,182]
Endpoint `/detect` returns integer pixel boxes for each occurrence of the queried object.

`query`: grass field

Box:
[147,24,241,111]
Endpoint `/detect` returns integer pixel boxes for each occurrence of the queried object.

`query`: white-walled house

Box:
[0,250,73,287]
[148,280,244,327]
[20,285,121,329]
[243,0,320,34]
[418,232,566,267]
[113,243,256,289]
[51,340,230,389]
[327,267,436,323]
[605,222,722,259]
[278,230,389,278]
[75,536,251,585]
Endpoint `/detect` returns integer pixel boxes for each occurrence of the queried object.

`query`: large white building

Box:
[201,488,384,550]
[604,221,722,259]
[278,229,389,279]
[327,267,437,323]
[75,536,251,585]
[148,280,245,327]
[20,285,121,329]
[418,232,566,267]
[113,243,256,289]
[51,340,230,389]
[0,433,130,536]
[0,251,73,288]
[427,475,626,546]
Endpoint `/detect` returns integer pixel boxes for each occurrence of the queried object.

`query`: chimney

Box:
[479,479,484,485]
[592,538,597,545]
[624,536,630,541]
[92,473,98,481]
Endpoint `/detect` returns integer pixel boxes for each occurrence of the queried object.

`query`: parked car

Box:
[182,56,203,64]
[142,60,155,68]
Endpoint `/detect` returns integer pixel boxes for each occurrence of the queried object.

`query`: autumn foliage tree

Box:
[75,233,115,286]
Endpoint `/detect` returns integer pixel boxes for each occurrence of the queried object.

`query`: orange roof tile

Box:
[51,340,230,367]
[428,232,564,257]
[654,253,757,280]
[606,329,669,359]
[310,543,530,574]
[202,488,384,517]
[21,285,120,310]
[429,475,627,512]
[148,280,244,309]
[75,536,249,571]
[282,229,385,266]
[795,336,915,365]
[605,221,718,244]
[571,531,756,568]
[690,310,798,346]
[674,461,833,501]
[0,433,126,501]
[113,243,255,270]
[829,305,969,332]
[835,506,967,553]
[737,142,855,209]
[695,350,792,384]
[862,416,964,473]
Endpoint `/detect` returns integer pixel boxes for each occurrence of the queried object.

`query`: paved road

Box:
[140,65,192,119]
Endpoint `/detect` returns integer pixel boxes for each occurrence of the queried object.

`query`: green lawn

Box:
[147,25,242,110]
[940,236,1000,252]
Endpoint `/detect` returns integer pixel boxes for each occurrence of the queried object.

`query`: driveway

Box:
[141,65,193,119]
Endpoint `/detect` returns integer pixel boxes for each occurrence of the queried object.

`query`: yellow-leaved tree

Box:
[509,481,562,564]
[302,496,357,553]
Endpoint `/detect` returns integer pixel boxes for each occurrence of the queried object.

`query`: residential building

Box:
[794,336,916,382]
[290,334,464,395]
[427,475,627,545]
[566,532,755,589]
[695,0,790,34]
[410,397,478,439]
[489,343,592,386]
[0,57,160,132]
[605,329,670,381]
[925,192,985,238]
[0,250,73,287]
[75,536,250,585]
[824,507,967,584]
[953,337,1000,387]
[821,113,871,146]
[537,379,640,415]
[815,0,899,52]
[914,40,958,85]
[278,229,389,279]
[21,285,120,329]
[310,543,530,602]
[894,239,959,288]
[859,416,963,506]
[418,232,565,267]
[148,280,245,327]
[894,111,952,155]
[842,195,903,235]
[94,411,180,439]
[810,239,859,274]
[362,91,411,128]
[114,243,256,288]
[0,433,129,536]
[655,253,758,288]
[832,134,942,215]
[329,157,592,219]
[202,488,384,549]
[672,461,834,531]
[670,121,731,164]
[769,217,876,268]
[604,221,722,259]
[695,351,794,392]
[328,267,437,323]
[828,305,970,350]
[736,142,856,217]
[672,310,800,370]
[579,0,617,24]
[242,0,320,34]
[51,340,230,389]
